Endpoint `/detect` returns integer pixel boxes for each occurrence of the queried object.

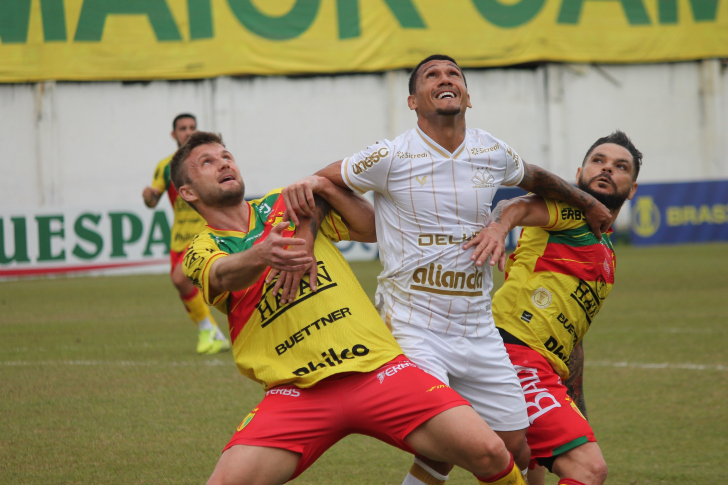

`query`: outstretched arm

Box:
[565,341,588,420]
[282,173,376,243]
[463,194,549,270]
[518,162,611,239]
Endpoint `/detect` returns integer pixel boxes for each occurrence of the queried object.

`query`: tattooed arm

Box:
[518,162,611,239]
[565,341,588,420]
[463,194,549,271]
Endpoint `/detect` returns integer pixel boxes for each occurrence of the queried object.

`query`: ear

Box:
[178,184,198,204]
[466,93,472,109]
[170,130,176,141]
[407,94,417,111]
[575,167,582,185]
[626,182,639,201]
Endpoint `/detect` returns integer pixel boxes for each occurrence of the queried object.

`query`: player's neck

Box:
[201,201,251,233]
[609,206,621,227]
[417,116,466,154]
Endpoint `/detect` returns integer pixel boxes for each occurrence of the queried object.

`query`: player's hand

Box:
[463,223,509,272]
[259,222,312,272]
[281,176,324,225]
[142,187,161,208]
[265,230,318,303]
[583,198,611,240]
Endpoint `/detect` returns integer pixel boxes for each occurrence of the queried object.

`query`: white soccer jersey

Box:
[342,126,525,338]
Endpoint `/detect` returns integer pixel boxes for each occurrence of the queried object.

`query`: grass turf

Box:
[0,242,726,484]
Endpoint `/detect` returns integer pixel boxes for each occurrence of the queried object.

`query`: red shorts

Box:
[169,248,186,272]
[225,355,469,481]
[505,344,596,467]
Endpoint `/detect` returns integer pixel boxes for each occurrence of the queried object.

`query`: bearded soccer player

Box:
[464,131,641,485]
[142,114,230,355]
[282,54,612,484]
[172,131,530,485]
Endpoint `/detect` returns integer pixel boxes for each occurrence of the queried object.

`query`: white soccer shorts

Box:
[391,323,529,431]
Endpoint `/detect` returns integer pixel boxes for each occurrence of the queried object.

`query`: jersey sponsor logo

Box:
[544,336,570,364]
[291,344,370,377]
[275,307,352,355]
[531,287,552,309]
[515,366,562,423]
[521,311,533,323]
[557,313,579,347]
[411,263,484,297]
[397,151,428,159]
[426,384,450,392]
[471,167,495,188]
[506,146,522,170]
[470,143,500,156]
[258,261,337,328]
[560,208,585,220]
[376,360,415,383]
[265,387,301,397]
[351,148,389,175]
[257,202,272,217]
[416,175,428,186]
[570,277,608,324]
[237,407,258,431]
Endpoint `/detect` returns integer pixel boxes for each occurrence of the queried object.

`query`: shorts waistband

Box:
[497,327,529,347]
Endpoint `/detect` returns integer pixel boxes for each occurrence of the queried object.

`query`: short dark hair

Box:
[172,113,196,130]
[170,131,225,193]
[583,130,643,180]
[408,54,466,95]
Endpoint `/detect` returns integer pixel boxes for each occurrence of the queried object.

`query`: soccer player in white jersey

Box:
[282,54,612,484]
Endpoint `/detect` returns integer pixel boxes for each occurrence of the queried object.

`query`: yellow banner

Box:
[0,0,726,82]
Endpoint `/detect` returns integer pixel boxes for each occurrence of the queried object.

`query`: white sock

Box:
[197,317,215,332]
[214,326,227,341]
[402,457,449,485]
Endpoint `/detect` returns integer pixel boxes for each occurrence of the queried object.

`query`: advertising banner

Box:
[0,203,378,279]
[0,0,726,82]
[630,180,728,245]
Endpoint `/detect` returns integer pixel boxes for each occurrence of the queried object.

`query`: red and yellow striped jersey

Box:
[183,189,402,390]
[493,198,616,379]
[150,155,207,253]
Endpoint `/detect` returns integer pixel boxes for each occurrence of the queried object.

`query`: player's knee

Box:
[467,436,510,476]
[171,269,191,292]
[589,458,608,484]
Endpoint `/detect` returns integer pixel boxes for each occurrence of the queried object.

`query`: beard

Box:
[435,105,462,116]
[207,179,245,208]
[577,174,630,211]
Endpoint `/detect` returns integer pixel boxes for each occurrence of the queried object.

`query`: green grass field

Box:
[1,243,727,484]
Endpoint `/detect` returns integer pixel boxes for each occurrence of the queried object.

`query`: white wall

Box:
[1,60,726,213]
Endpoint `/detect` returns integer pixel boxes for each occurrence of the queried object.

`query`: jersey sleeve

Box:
[341,140,395,194]
[501,142,526,187]
[150,156,171,193]
[320,209,351,242]
[542,198,589,231]
[183,233,230,310]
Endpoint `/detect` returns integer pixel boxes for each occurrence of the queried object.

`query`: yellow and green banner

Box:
[0,0,726,82]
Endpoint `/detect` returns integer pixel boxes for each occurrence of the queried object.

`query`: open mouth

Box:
[436,91,456,99]
[219,174,235,184]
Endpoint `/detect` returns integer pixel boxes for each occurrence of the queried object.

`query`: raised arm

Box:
[463,194,549,271]
[565,341,588,420]
[205,222,311,301]
[282,171,376,243]
[518,162,611,239]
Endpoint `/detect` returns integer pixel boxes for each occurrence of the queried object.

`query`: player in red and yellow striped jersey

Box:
[171,131,529,485]
[465,131,642,485]
[141,114,229,355]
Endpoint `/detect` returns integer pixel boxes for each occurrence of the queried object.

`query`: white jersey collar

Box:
[415,125,467,160]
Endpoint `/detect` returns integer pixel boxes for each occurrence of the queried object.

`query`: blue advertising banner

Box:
[630,180,728,246]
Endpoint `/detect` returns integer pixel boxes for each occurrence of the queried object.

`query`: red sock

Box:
[558,479,587,485]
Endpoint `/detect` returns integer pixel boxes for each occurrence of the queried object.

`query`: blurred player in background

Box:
[141,113,230,355]
[282,54,612,484]
[172,131,530,485]
[464,130,641,485]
